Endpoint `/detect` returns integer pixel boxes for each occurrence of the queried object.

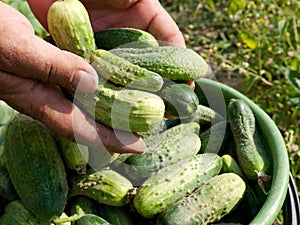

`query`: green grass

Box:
[163,0,300,190]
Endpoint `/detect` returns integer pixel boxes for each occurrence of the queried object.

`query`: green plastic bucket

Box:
[194,78,290,225]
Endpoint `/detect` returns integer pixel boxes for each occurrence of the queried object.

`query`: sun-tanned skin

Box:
[0,0,186,153]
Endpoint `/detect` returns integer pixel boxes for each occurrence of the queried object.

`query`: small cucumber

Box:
[156,173,246,225]
[227,99,270,180]
[55,135,89,175]
[71,84,165,132]
[133,153,223,218]
[125,122,201,180]
[90,49,163,92]
[94,27,159,50]
[75,214,111,225]
[47,0,96,60]
[68,168,133,207]
[110,46,208,80]
[158,83,199,119]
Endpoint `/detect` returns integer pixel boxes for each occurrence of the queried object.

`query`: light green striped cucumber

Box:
[125,122,201,180]
[227,99,270,180]
[90,49,163,92]
[4,114,68,220]
[55,135,89,175]
[156,173,246,225]
[0,200,51,225]
[68,168,133,207]
[71,84,165,132]
[133,153,223,218]
[94,27,159,49]
[47,0,96,60]
[110,46,208,80]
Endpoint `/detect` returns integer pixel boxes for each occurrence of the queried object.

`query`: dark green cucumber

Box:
[90,49,163,92]
[158,83,199,119]
[125,122,201,180]
[75,214,111,225]
[133,153,222,218]
[227,99,270,180]
[55,135,89,175]
[0,200,51,225]
[156,173,246,225]
[94,27,159,50]
[110,46,208,80]
[68,168,133,207]
[97,204,134,225]
[4,114,68,220]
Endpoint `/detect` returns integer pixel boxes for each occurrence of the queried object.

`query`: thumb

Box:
[0,19,98,93]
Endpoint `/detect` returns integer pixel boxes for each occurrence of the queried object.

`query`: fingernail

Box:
[73,67,98,93]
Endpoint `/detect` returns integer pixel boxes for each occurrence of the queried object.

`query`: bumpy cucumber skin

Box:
[125,122,201,180]
[184,104,225,124]
[0,200,51,225]
[156,173,246,225]
[68,168,133,207]
[55,135,89,175]
[110,46,208,80]
[133,153,223,218]
[75,214,111,225]
[158,83,199,119]
[72,85,165,132]
[4,114,68,220]
[94,27,159,50]
[47,0,95,60]
[227,99,268,180]
[90,49,163,92]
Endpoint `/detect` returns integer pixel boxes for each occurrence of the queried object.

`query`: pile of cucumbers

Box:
[0,0,273,224]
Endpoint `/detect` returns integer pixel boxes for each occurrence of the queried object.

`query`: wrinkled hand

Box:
[0,0,185,153]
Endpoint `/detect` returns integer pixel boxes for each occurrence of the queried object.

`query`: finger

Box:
[0,6,98,94]
[0,71,146,154]
[147,1,186,47]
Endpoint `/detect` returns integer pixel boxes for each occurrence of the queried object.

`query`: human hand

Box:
[0,2,145,153]
[28,0,186,47]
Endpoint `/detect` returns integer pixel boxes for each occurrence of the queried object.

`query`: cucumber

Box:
[90,49,163,92]
[4,114,68,220]
[55,135,89,175]
[71,84,165,132]
[94,27,159,49]
[0,200,51,225]
[227,99,270,180]
[47,0,96,60]
[156,173,246,225]
[97,204,134,225]
[158,83,199,119]
[110,46,208,80]
[75,214,111,225]
[133,153,223,218]
[125,122,201,180]
[68,168,133,207]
